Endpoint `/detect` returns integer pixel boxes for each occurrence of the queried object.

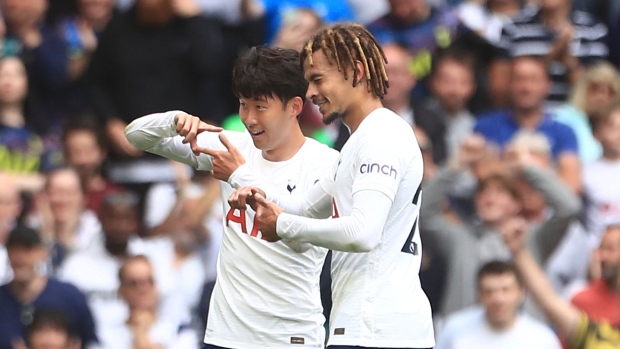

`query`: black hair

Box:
[430,46,476,79]
[61,116,107,150]
[232,46,308,106]
[26,308,73,338]
[477,260,524,288]
[6,225,43,249]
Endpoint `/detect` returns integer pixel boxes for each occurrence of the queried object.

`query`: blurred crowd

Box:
[0,0,620,348]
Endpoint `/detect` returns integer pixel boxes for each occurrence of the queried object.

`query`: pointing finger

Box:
[219,133,238,153]
[253,193,270,207]
[195,146,218,157]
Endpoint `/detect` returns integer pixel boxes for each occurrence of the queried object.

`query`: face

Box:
[541,0,569,11]
[595,111,620,157]
[514,177,546,216]
[239,95,300,152]
[0,57,28,106]
[479,273,524,328]
[64,130,105,179]
[135,0,173,25]
[599,228,620,285]
[29,327,71,349]
[509,59,550,113]
[475,182,520,225]
[383,45,416,108]
[0,176,21,235]
[585,81,617,117]
[78,0,114,22]
[1,0,47,27]
[100,204,138,244]
[46,170,84,224]
[305,50,360,125]
[431,59,476,114]
[388,0,427,23]
[119,259,158,310]
[8,245,46,283]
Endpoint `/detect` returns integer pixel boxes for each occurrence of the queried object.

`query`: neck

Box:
[86,173,106,191]
[174,244,191,260]
[105,240,129,257]
[262,126,306,162]
[513,107,545,129]
[0,105,25,128]
[491,1,521,17]
[9,275,46,304]
[82,14,112,32]
[603,151,620,161]
[343,95,384,134]
[487,315,517,331]
[541,4,571,31]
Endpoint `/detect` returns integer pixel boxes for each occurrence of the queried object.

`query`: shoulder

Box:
[475,110,510,128]
[443,306,486,331]
[46,279,87,299]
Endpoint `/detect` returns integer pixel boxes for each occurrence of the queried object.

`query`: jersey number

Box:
[401,185,422,255]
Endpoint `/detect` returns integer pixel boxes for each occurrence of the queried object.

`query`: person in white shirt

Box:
[229,23,435,349]
[125,46,339,348]
[435,260,561,349]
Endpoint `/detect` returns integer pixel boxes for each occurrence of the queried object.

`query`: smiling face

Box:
[304,50,360,125]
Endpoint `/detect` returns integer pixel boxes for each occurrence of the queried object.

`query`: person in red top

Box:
[571,225,620,327]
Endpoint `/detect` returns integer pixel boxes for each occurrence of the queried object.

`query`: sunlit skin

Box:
[475,182,521,227]
[479,273,525,330]
[304,50,383,133]
[238,95,305,162]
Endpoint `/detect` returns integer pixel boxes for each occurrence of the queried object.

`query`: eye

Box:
[257,105,267,111]
[239,101,247,108]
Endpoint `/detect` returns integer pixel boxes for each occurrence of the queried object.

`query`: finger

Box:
[199,122,223,133]
[195,146,218,157]
[183,117,200,144]
[253,193,270,207]
[219,133,237,153]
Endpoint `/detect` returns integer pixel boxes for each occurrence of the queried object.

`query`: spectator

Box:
[583,103,620,240]
[496,0,608,106]
[367,0,462,96]
[435,261,561,349]
[0,56,58,193]
[61,119,123,216]
[458,0,522,44]
[29,167,101,270]
[87,0,224,186]
[475,56,581,192]
[272,7,323,53]
[25,308,81,349]
[0,172,22,285]
[101,255,199,349]
[420,134,580,316]
[382,43,416,125]
[555,62,620,162]
[570,225,620,328]
[0,225,97,349]
[416,47,477,165]
[501,216,620,348]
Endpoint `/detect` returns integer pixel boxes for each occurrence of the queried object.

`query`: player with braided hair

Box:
[229,23,435,349]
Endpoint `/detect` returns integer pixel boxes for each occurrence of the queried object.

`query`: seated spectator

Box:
[501,217,620,348]
[583,103,620,240]
[416,47,477,165]
[367,0,461,96]
[496,0,608,106]
[29,167,101,270]
[435,260,561,349]
[62,119,123,216]
[555,62,620,162]
[420,134,580,316]
[101,255,199,349]
[0,56,59,192]
[475,56,581,192]
[458,0,522,44]
[570,225,620,328]
[25,308,82,349]
[0,172,23,285]
[0,225,97,349]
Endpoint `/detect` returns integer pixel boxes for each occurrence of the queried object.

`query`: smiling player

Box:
[125,46,338,349]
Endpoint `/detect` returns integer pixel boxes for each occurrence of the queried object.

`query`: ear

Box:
[354,60,366,84]
[289,96,304,118]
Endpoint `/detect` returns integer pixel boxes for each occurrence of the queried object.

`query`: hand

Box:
[504,144,535,170]
[77,19,98,52]
[171,0,202,17]
[195,133,246,181]
[253,193,284,242]
[451,135,486,169]
[109,119,143,157]
[500,217,528,255]
[174,113,223,156]
[548,24,574,63]
[228,187,265,211]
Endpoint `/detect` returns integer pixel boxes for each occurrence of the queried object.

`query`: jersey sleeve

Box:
[125,111,234,171]
[351,134,408,201]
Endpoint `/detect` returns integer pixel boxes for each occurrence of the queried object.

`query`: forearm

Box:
[522,165,580,217]
[276,190,390,252]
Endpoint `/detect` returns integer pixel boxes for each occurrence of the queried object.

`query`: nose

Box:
[306,83,318,101]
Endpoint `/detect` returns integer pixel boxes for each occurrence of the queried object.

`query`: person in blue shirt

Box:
[474,56,581,193]
[0,225,98,349]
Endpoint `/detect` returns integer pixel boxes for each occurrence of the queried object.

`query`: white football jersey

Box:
[320,108,435,348]
[126,111,338,348]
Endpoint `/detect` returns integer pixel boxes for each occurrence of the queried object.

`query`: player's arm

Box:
[124,110,222,170]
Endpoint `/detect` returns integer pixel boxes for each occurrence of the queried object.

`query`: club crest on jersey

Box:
[287,180,296,193]
[359,163,397,179]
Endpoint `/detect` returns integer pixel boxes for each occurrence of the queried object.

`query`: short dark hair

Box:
[61,116,107,150]
[232,46,308,106]
[6,225,43,249]
[477,260,524,289]
[26,308,73,338]
[101,191,139,211]
[476,172,519,200]
[430,47,476,79]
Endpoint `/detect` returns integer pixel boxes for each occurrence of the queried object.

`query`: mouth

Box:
[249,129,265,138]
[314,100,328,114]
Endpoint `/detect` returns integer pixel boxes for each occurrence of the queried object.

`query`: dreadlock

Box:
[301,23,389,99]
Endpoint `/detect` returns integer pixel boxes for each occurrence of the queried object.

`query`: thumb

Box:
[253,193,270,207]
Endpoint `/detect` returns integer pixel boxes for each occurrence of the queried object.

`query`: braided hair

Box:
[300,23,389,99]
